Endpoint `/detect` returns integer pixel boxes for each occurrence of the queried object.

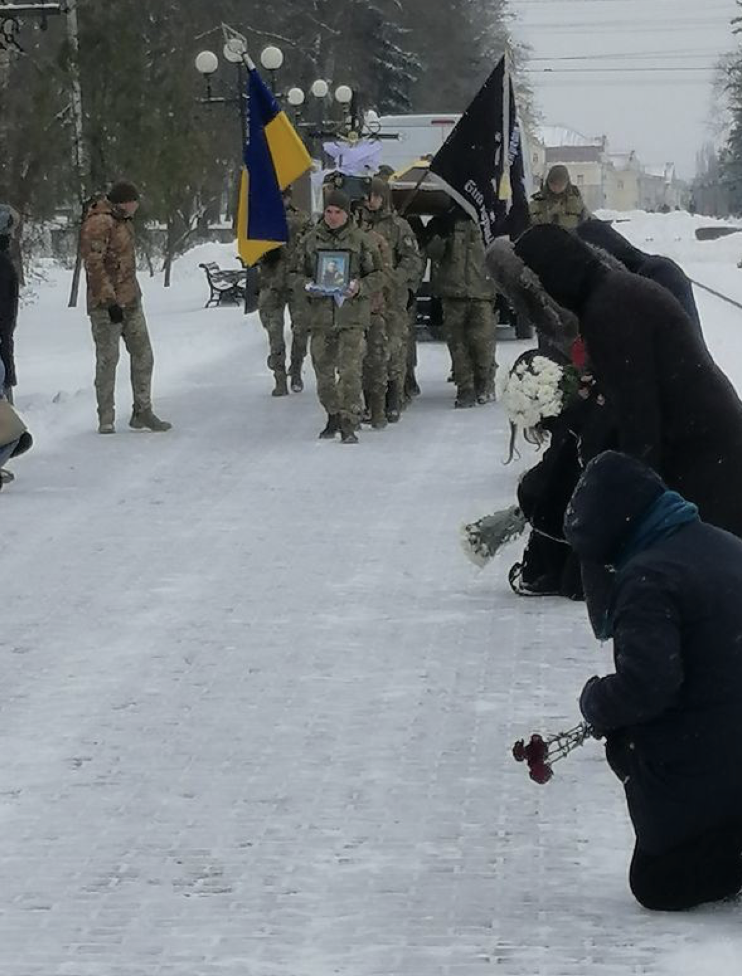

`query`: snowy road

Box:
[2,228,742,975]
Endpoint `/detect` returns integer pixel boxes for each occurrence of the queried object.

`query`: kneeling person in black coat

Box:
[565,451,742,911]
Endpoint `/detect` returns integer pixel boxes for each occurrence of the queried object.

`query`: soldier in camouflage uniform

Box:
[529,165,590,230]
[427,206,497,409]
[258,187,313,397]
[358,178,421,423]
[295,189,384,444]
[80,182,171,434]
[357,220,393,430]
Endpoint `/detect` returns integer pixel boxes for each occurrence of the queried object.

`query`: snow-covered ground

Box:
[2,216,742,975]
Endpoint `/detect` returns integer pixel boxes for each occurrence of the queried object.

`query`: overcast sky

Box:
[510,0,740,177]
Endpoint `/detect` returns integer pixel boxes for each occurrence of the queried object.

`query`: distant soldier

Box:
[81,181,171,434]
[258,187,313,396]
[529,165,590,230]
[358,178,421,423]
[296,189,384,444]
[427,205,497,409]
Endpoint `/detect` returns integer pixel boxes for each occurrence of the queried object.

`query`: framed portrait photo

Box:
[315,250,351,290]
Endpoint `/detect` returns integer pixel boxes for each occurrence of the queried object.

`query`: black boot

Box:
[319,413,341,439]
[386,382,402,424]
[405,371,421,398]
[454,388,476,409]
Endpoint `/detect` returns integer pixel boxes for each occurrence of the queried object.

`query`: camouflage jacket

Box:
[357,205,421,302]
[80,198,141,313]
[529,185,589,230]
[295,219,384,333]
[259,203,313,294]
[426,216,495,301]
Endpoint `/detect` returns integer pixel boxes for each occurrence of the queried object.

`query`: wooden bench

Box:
[199,262,248,308]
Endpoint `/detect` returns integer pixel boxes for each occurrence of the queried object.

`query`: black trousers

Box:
[629,822,742,911]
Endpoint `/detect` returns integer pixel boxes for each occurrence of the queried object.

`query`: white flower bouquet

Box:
[498,355,572,431]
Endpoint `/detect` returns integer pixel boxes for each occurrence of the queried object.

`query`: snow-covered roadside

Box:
[1,225,741,975]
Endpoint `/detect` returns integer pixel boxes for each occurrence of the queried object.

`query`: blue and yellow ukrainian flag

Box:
[237,66,312,267]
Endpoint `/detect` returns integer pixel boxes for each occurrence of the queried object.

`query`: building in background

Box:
[532,125,688,212]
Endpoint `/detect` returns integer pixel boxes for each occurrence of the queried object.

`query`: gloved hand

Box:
[579,675,604,733]
[108,303,124,324]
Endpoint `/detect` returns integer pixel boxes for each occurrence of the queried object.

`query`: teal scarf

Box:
[597,490,699,639]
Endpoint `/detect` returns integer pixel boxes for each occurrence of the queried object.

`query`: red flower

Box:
[513,740,527,762]
[524,734,549,765]
[571,337,587,370]
[529,762,554,785]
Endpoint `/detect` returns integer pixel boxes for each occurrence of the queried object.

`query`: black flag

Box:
[429,56,530,245]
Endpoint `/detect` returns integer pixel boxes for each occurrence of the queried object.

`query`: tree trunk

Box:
[66,0,91,308]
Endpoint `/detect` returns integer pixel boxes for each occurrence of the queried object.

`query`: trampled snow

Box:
[2,213,742,974]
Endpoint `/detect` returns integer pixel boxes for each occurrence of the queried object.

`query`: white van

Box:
[376,114,461,174]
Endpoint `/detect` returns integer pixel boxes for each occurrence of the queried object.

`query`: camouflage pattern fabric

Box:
[442,298,496,397]
[259,290,309,377]
[427,217,496,302]
[357,205,421,392]
[89,305,153,423]
[295,220,384,334]
[363,312,389,400]
[259,204,313,294]
[310,329,367,427]
[528,185,589,230]
[81,199,141,313]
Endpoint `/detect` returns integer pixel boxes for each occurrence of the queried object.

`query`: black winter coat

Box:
[565,451,742,855]
[576,219,703,340]
[0,250,19,387]
[514,225,742,538]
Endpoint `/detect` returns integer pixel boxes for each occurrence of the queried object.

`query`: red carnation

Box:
[529,762,554,785]
[511,723,593,786]
[513,740,527,762]
[524,734,549,765]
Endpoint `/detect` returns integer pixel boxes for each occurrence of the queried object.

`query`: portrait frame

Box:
[315,250,351,290]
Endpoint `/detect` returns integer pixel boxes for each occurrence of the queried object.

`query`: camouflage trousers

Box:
[386,306,409,389]
[310,328,366,427]
[89,304,154,423]
[259,289,308,376]
[442,298,497,396]
[363,313,389,399]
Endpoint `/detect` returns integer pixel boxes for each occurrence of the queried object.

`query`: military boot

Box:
[370,393,388,430]
[289,370,304,393]
[272,372,289,397]
[405,370,421,398]
[340,418,359,444]
[129,408,172,431]
[386,382,402,424]
[319,413,341,439]
[454,389,476,409]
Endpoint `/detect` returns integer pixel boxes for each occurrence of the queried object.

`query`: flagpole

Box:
[502,44,512,215]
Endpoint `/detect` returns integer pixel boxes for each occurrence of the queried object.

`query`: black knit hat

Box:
[564,451,667,565]
[108,181,140,205]
[324,188,350,213]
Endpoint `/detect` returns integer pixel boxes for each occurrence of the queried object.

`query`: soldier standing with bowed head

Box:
[295,188,384,444]
[81,181,171,435]
[529,164,590,230]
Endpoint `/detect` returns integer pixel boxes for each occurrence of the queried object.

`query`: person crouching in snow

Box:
[565,451,742,912]
[0,359,32,488]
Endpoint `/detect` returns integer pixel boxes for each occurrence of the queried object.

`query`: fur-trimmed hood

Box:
[485,237,579,349]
